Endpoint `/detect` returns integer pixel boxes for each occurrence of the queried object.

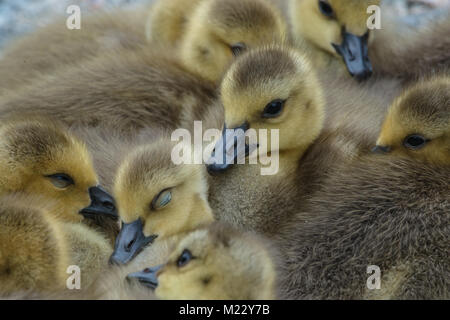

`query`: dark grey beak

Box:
[126,265,163,290]
[332,31,372,81]
[109,219,157,265]
[206,122,251,174]
[372,145,391,154]
[79,186,118,219]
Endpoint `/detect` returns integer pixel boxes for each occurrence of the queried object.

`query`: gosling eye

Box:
[403,134,429,150]
[262,99,286,118]
[46,173,75,189]
[318,0,334,17]
[177,249,193,268]
[151,188,172,210]
[230,42,247,57]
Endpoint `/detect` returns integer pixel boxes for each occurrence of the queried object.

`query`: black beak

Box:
[109,219,157,265]
[332,31,372,81]
[206,122,251,175]
[79,186,118,220]
[126,265,163,290]
[372,145,391,154]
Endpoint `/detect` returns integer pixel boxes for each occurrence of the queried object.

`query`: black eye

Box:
[177,249,193,268]
[151,188,172,210]
[231,42,247,57]
[403,134,428,150]
[262,99,285,118]
[45,173,74,189]
[318,0,334,17]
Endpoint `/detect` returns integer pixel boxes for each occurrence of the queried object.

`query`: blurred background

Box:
[0,0,151,50]
[0,0,448,51]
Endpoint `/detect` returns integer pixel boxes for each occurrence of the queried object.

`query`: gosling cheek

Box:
[82,194,91,208]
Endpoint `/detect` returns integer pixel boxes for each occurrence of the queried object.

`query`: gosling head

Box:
[180,0,287,83]
[127,222,278,300]
[374,76,450,165]
[289,0,380,80]
[207,45,325,173]
[0,119,117,222]
[110,140,214,265]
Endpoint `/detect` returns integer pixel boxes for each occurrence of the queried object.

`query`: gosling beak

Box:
[79,186,118,219]
[109,219,157,265]
[206,122,251,174]
[332,31,372,81]
[126,265,163,290]
[372,145,391,154]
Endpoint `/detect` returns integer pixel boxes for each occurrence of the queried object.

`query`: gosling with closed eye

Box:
[0,119,117,222]
[109,139,214,265]
[374,75,450,165]
[0,120,116,292]
[127,222,279,300]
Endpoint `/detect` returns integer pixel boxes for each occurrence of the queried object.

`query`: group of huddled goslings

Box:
[0,0,448,300]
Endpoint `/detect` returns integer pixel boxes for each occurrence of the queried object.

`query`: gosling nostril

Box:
[125,239,136,252]
[348,50,356,62]
[143,268,152,273]
[101,200,115,211]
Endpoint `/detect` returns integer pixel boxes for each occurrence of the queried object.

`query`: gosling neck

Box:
[257,145,310,177]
